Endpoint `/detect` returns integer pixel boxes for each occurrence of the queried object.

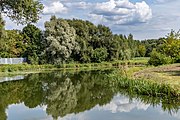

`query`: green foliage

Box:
[91,48,108,63]
[0,70,179,119]
[141,38,164,57]
[0,30,25,58]
[138,45,146,57]
[0,0,43,24]
[44,16,80,64]
[160,31,180,62]
[148,30,180,66]
[148,49,173,66]
[4,16,178,66]
[67,19,140,63]
[22,24,42,64]
[119,49,132,60]
[108,73,178,97]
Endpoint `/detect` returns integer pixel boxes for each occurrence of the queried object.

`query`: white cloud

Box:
[4,0,180,40]
[155,0,176,3]
[90,0,152,25]
[58,113,88,120]
[43,1,68,14]
[96,0,116,10]
[96,94,150,113]
[66,1,93,9]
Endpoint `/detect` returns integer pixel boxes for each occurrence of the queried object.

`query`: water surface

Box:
[0,70,179,120]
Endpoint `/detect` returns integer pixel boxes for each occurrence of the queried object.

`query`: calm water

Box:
[0,70,179,120]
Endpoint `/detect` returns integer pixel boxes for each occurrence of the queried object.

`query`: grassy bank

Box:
[130,63,180,97]
[0,58,179,98]
[108,69,180,98]
[103,62,180,97]
[0,57,149,75]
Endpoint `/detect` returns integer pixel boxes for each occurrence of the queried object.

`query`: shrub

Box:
[91,48,108,63]
[148,50,173,66]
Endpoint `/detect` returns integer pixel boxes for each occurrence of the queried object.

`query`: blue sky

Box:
[4,0,180,40]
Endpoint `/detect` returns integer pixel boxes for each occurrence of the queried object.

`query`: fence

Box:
[0,75,25,83]
[0,58,27,64]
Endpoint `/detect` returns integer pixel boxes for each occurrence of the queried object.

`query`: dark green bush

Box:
[148,50,173,66]
[91,48,108,63]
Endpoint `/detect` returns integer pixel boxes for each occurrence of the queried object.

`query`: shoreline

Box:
[132,63,180,96]
[0,61,179,97]
[0,59,148,76]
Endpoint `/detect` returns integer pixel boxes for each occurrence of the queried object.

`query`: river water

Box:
[0,70,179,120]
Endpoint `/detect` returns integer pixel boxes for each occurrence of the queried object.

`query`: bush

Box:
[174,55,180,63]
[91,48,108,63]
[148,50,173,66]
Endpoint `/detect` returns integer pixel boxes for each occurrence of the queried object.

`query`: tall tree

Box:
[0,30,25,57]
[22,24,42,64]
[138,45,146,57]
[44,16,80,64]
[0,0,43,24]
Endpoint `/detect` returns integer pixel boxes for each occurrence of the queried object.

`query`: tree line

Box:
[0,0,179,66]
[0,16,147,64]
[0,16,179,66]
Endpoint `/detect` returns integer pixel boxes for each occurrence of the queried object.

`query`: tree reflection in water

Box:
[0,70,179,120]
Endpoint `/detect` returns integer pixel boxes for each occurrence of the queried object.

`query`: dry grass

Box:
[133,64,180,94]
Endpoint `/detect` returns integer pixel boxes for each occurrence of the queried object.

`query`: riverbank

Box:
[1,58,179,97]
[106,64,180,98]
[132,63,180,96]
[0,57,149,76]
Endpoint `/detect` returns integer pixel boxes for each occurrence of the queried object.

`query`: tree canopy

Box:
[44,16,80,64]
[148,30,180,66]
[0,0,43,24]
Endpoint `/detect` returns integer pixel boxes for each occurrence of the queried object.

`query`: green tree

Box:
[138,45,146,57]
[22,24,42,64]
[0,0,43,24]
[67,19,93,63]
[148,30,180,66]
[141,38,164,57]
[0,30,25,57]
[160,30,180,62]
[119,49,132,60]
[148,49,173,66]
[44,16,80,64]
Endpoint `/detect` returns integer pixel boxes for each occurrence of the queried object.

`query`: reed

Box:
[107,73,179,97]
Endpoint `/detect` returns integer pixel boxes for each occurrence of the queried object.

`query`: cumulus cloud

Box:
[42,0,152,25]
[65,1,93,9]
[89,0,152,25]
[96,94,150,113]
[43,1,68,14]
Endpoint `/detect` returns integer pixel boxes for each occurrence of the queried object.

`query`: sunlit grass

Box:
[107,72,179,97]
[132,63,180,95]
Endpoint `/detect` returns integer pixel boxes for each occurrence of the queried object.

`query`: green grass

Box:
[132,63,180,95]
[0,57,149,75]
[107,72,180,97]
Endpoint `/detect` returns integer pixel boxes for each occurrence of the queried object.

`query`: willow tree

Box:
[44,16,80,64]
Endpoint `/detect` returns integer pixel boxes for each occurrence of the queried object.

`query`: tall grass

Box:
[107,73,179,97]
